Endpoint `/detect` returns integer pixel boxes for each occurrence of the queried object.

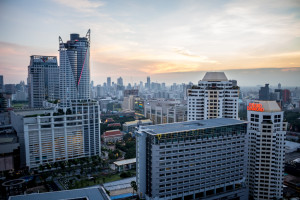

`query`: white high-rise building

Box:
[187,72,239,121]
[28,55,59,108]
[11,109,85,168]
[59,30,91,107]
[247,101,287,200]
[71,99,101,157]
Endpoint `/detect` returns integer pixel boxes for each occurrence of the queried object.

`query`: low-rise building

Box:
[0,130,20,172]
[112,158,136,172]
[102,130,123,143]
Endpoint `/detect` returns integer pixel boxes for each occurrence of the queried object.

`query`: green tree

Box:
[39,165,44,172]
[131,181,137,196]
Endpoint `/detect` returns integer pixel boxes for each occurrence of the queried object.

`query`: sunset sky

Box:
[0,0,300,86]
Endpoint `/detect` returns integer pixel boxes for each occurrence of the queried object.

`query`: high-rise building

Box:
[59,30,91,107]
[144,99,187,124]
[247,101,287,200]
[259,84,270,100]
[147,76,150,89]
[107,77,111,88]
[28,55,59,108]
[187,72,239,121]
[0,75,3,93]
[282,89,291,104]
[5,84,16,95]
[117,77,123,87]
[136,118,248,200]
[71,99,101,157]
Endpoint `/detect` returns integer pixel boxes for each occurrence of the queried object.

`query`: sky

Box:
[0,0,300,86]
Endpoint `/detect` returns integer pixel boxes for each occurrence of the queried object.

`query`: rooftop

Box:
[252,101,282,112]
[103,177,136,191]
[13,109,53,117]
[113,158,136,166]
[139,118,247,135]
[9,187,110,200]
[202,72,228,82]
[123,119,152,126]
[103,130,122,137]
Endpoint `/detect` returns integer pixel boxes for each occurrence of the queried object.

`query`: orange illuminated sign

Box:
[247,103,264,112]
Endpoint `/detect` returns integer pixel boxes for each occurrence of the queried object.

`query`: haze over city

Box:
[1,0,300,86]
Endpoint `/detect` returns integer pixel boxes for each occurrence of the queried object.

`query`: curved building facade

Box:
[59,30,91,107]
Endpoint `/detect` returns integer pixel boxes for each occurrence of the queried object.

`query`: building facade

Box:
[71,99,101,157]
[28,55,59,108]
[247,101,287,199]
[136,118,248,200]
[59,30,91,107]
[101,130,123,144]
[11,109,85,169]
[0,75,3,93]
[144,99,187,125]
[187,72,239,121]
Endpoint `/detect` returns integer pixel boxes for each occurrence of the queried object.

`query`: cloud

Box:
[53,0,104,13]
[172,47,218,63]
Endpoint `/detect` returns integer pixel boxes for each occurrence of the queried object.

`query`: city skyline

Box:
[1,0,300,86]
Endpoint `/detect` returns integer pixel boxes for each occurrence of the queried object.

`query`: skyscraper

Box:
[59,30,91,107]
[28,55,59,108]
[187,72,239,121]
[247,101,287,199]
[136,118,248,200]
[147,76,150,89]
[107,77,111,88]
[0,75,3,93]
[117,77,123,87]
[259,84,270,100]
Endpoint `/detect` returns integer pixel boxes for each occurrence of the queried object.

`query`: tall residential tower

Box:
[28,55,59,108]
[59,30,91,107]
[247,101,286,199]
[187,72,239,121]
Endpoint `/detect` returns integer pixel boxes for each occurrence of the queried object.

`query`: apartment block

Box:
[136,118,248,200]
[187,72,239,120]
[247,101,287,199]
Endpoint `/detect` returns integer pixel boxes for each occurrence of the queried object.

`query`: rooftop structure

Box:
[141,118,245,135]
[9,187,110,200]
[113,158,136,166]
[103,177,136,197]
[113,158,136,172]
[247,100,281,112]
[202,72,228,82]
